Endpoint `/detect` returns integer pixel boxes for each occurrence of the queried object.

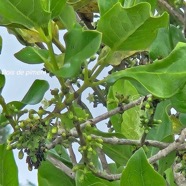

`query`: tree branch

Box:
[47,154,75,179]
[69,96,145,137]
[149,128,186,164]
[91,135,169,149]
[158,0,184,24]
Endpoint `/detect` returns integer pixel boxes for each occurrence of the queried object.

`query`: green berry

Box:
[51,126,58,134]
[18,150,24,159]
[88,147,93,152]
[145,103,151,109]
[6,144,12,150]
[86,135,92,141]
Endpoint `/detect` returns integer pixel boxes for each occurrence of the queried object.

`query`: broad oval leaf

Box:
[38,160,75,186]
[0,0,50,28]
[15,46,49,64]
[97,2,168,51]
[54,28,102,78]
[0,144,19,186]
[107,42,186,99]
[21,79,49,105]
[121,148,166,186]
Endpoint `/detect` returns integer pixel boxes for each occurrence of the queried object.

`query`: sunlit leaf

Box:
[0,0,50,28]
[97,3,168,51]
[107,42,186,100]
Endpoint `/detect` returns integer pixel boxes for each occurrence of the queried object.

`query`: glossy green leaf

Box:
[38,160,75,186]
[0,144,19,186]
[54,28,101,78]
[15,46,49,64]
[21,79,49,105]
[0,0,50,28]
[107,42,186,99]
[76,170,120,186]
[98,0,118,16]
[97,3,168,51]
[121,148,166,186]
[150,25,186,60]
[58,4,77,30]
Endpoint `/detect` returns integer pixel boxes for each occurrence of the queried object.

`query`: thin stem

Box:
[53,37,65,53]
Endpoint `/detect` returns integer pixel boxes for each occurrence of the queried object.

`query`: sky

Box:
[0,27,108,185]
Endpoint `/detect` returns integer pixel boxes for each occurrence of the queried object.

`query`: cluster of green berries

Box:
[7,117,49,170]
[140,96,162,133]
[78,133,103,167]
[175,152,186,176]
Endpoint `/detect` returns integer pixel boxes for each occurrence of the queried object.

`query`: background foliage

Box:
[0,0,186,185]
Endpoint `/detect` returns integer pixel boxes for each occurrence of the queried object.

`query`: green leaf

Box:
[107,79,143,138]
[123,0,157,11]
[76,170,120,186]
[50,0,67,19]
[165,168,177,186]
[98,0,118,16]
[149,28,172,60]
[121,148,166,186]
[58,4,77,30]
[97,3,168,51]
[38,160,75,186]
[92,130,133,165]
[150,25,186,60]
[121,107,143,139]
[179,113,186,126]
[170,85,186,112]
[54,28,101,78]
[0,0,50,28]
[0,144,19,186]
[21,80,49,105]
[147,101,172,142]
[158,136,176,175]
[107,42,186,98]
[0,74,5,95]
[15,46,49,64]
